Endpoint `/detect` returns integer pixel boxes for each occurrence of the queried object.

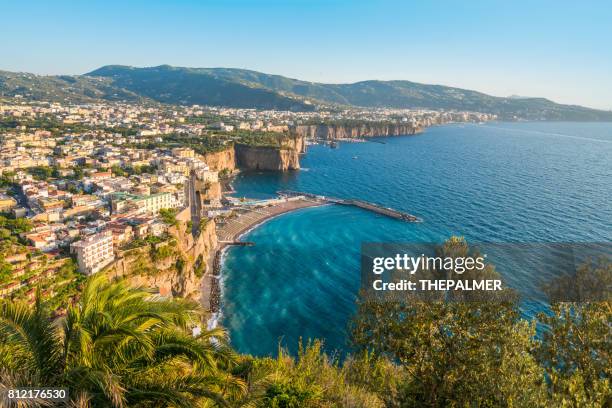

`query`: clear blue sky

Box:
[2,0,611,109]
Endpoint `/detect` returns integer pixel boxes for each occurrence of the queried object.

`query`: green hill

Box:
[86,65,313,110]
[0,69,146,103]
[2,65,611,120]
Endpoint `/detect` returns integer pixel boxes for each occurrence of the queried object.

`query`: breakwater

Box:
[278,190,420,222]
[209,249,223,313]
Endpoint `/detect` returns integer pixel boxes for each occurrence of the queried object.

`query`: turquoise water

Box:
[220,122,612,357]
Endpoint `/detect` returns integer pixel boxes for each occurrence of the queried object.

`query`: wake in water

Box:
[482,124,612,144]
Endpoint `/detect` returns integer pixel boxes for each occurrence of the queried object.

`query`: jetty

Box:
[278,190,419,222]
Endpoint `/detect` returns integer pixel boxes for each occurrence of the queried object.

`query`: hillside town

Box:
[0,98,495,307]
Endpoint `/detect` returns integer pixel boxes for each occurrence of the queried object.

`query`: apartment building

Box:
[71,230,115,275]
[111,192,177,215]
[137,192,176,214]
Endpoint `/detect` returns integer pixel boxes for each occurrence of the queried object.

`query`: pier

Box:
[278,190,420,222]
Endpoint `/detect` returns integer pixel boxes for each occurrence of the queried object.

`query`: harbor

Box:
[205,190,419,315]
[203,196,325,314]
[215,197,325,243]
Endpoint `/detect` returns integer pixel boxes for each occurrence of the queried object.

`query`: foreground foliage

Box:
[0,274,244,407]
[0,238,610,407]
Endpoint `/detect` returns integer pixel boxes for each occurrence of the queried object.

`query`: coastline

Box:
[203,198,327,328]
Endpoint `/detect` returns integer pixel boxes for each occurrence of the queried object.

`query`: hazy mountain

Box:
[2,65,611,120]
[0,69,147,103]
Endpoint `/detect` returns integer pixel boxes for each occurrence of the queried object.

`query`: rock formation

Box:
[291,123,423,139]
[107,208,217,300]
[198,135,304,172]
[235,144,300,171]
[199,148,236,172]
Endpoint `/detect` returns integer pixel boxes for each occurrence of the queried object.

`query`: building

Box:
[71,230,115,275]
[194,168,218,184]
[0,193,17,211]
[137,192,176,214]
[71,194,100,207]
[171,147,195,158]
[91,171,112,180]
[111,192,177,215]
[25,230,58,252]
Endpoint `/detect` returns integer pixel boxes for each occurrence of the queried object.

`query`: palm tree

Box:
[0,296,61,408]
[0,274,246,407]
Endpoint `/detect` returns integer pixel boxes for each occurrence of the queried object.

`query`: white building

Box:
[111,192,178,215]
[195,168,218,183]
[71,230,115,275]
[138,192,176,214]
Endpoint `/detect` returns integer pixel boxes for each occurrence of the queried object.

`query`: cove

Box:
[220,122,612,357]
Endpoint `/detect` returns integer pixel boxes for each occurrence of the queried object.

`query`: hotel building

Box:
[71,230,115,275]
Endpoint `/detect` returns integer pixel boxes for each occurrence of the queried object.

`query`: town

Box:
[0,97,495,309]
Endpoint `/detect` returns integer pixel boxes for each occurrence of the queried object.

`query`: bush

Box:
[263,383,320,408]
[159,208,178,226]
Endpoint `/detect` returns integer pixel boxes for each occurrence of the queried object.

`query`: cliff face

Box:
[108,212,217,300]
[291,124,423,139]
[199,148,236,172]
[234,144,300,171]
[199,138,303,172]
[281,134,306,153]
[105,136,306,300]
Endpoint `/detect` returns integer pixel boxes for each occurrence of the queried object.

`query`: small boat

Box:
[352,156,358,159]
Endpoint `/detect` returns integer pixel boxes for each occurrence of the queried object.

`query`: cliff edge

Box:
[291,124,423,139]
[107,208,217,300]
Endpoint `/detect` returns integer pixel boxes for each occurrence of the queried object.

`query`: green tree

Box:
[27,166,55,181]
[0,275,246,407]
[236,340,384,408]
[159,208,178,226]
[350,237,547,407]
[110,165,126,177]
[72,166,84,180]
[0,215,32,235]
[536,258,611,406]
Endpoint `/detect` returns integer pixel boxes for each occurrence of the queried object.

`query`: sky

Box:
[2,0,611,110]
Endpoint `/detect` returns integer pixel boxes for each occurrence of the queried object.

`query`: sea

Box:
[219,122,612,357]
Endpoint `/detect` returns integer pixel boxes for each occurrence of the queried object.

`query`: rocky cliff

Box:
[282,134,306,153]
[199,148,236,172]
[198,137,304,172]
[107,210,217,300]
[234,144,300,171]
[104,135,305,302]
[291,124,423,139]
